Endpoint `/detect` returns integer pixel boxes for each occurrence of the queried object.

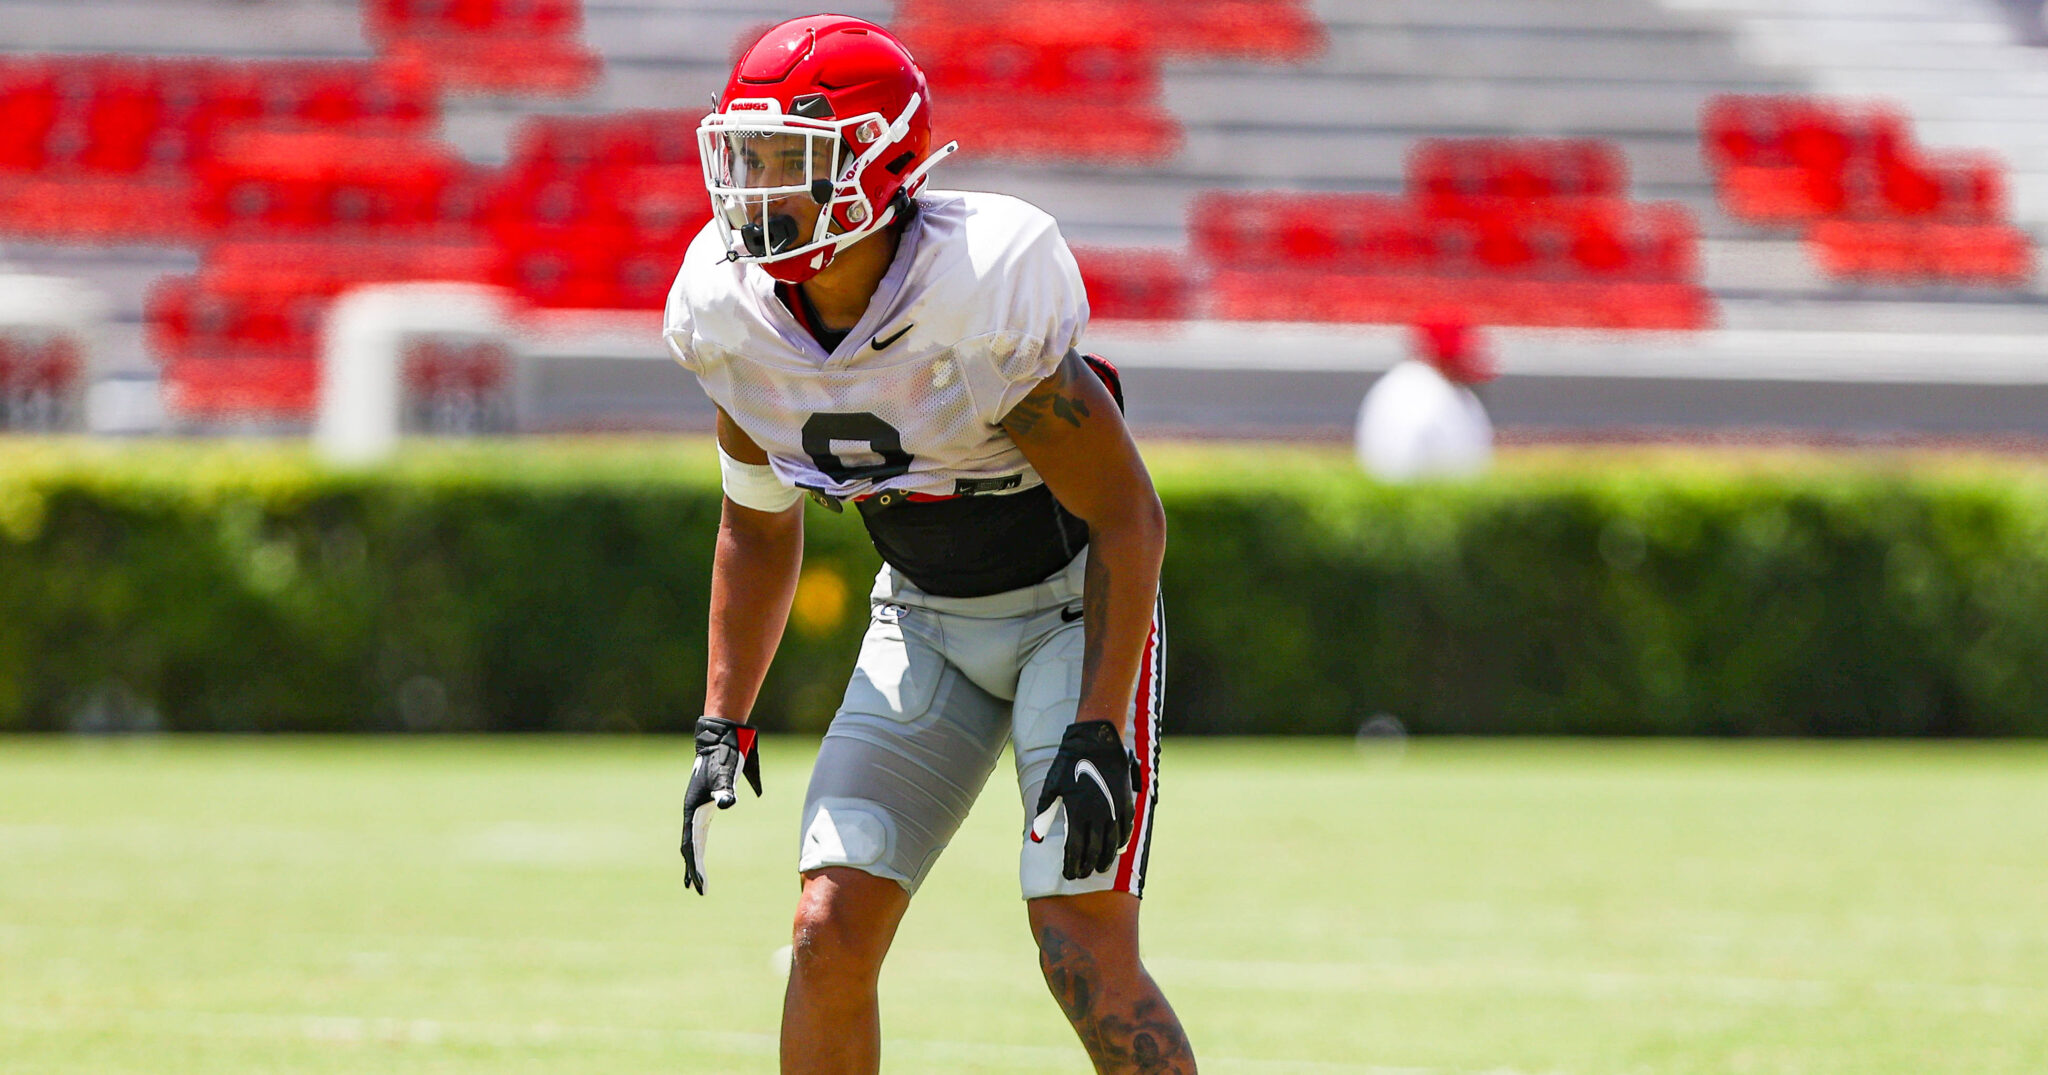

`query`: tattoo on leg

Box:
[1039,926,1196,1074]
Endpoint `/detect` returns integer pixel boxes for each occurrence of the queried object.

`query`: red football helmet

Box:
[698,15,958,283]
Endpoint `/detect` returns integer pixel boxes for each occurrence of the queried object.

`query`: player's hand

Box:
[680,715,762,895]
[1030,720,1139,880]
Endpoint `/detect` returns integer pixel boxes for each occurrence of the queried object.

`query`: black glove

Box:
[1030,720,1140,880]
[680,715,761,895]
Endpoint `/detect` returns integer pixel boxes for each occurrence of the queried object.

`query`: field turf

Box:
[3,737,2045,1074]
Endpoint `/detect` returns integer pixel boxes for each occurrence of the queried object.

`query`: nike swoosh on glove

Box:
[681,715,761,895]
[1030,720,1140,880]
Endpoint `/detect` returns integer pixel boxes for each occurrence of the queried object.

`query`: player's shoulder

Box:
[664,221,769,370]
[667,222,757,317]
[671,222,744,307]
[908,191,1079,314]
[915,190,1069,273]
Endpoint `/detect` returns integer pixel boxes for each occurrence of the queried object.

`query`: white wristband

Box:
[718,446,802,513]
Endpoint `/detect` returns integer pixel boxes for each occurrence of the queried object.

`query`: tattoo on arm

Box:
[1002,350,1093,439]
[1038,926,1197,1074]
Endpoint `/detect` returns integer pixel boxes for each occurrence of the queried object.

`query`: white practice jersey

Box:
[663,190,1089,502]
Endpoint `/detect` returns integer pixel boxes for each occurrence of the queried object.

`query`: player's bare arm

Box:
[678,407,802,894]
[1003,353,1192,1073]
[1001,350,1167,728]
[705,406,803,724]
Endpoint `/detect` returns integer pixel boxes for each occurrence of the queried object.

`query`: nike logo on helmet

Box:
[871,323,914,350]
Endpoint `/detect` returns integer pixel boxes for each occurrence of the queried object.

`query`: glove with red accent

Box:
[680,715,761,895]
[1030,720,1139,880]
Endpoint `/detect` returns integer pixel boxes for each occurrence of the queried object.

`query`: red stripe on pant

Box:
[1114,613,1160,892]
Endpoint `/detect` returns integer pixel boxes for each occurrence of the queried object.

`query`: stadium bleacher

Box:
[0,0,2045,434]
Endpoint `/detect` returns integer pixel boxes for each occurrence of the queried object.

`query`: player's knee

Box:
[789,870,898,984]
[789,904,880,984]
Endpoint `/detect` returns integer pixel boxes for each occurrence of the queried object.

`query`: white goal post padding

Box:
[316,282,517,465]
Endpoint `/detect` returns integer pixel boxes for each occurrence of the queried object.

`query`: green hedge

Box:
[3,439,2045,736]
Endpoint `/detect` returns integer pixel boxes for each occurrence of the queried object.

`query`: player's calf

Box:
[1029,893,1197,1075]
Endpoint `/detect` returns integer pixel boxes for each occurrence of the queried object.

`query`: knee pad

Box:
[800,797,898,876]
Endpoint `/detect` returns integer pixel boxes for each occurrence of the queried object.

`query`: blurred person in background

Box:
[1357,320,1497,481]
[662,15,1193,1075]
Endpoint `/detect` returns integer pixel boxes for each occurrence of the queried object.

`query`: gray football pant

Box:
[798,548,1164,899]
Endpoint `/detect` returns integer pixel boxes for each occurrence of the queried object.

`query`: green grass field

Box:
[3,737,2045,1074]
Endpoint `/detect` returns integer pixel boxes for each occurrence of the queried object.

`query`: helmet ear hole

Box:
[885,152,915,176]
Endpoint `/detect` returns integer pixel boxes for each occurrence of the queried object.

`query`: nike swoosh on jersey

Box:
[1060,605,1084,623]
[871,323,914,350]
[1073,759,1117,818]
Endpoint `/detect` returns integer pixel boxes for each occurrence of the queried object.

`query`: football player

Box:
[665,14,1194,1075]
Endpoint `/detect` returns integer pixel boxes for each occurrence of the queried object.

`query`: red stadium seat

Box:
[508,111,704,173]
[1719,164,1847,223]
[369,0,597,96]
[0,173,201,240]
[1196,192,1457,276]
[1702,95,1890,173]
[1699,95,1983,226]
[496,224,698,312]
[368,0,583,38]
[1410,139,1627,209]
[1206,268,1711,329]
[1704,94,2030,289]
[897,21,1181,164]
[382,36,599,96]
[1924,223,2032,282]
[912,21,1160,103]
[146,231,500,418]
[1808,220,2032,286]
[0,59,60,171]
[896,0,1324,61]
[77,66,165,173]
[1071,247,1195,321]
[941,99,1180,163]
[200,240,496,295]
[160,356,321,417]
[496,230,632,309]
[1875,152,2007,222]
[195,129,472,235]
[610,166,712,249]
[487,116,711,311]
[146,277,317,360]
[1193,184,1708,328]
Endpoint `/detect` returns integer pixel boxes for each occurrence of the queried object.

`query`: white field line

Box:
[0,1003,1539,1075]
